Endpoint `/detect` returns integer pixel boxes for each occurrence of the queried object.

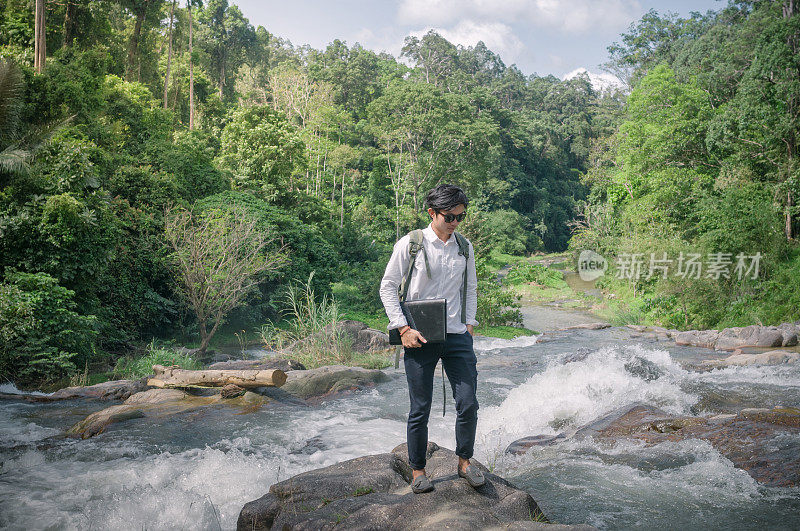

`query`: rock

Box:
[701,350,800,368]
[49,378,150,401]
[281,365,391,400]
[715,325,785,350]
[560,323,610,330]
[221,384,246,398]
[66,387,272,439]
[674,330,719,349]
[354,328,391,352]
[564,404,800,487]
[506,434,567,454]
[208,359,306,372]
[777,323,799,347]
[237,442,588,531]
[124,388,186,404]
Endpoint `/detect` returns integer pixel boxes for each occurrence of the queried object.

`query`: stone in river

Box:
[238,441,596,530]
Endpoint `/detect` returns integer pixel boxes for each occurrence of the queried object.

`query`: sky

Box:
[232,0,724,87]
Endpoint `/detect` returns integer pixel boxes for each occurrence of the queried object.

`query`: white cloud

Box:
[398,0,641,33]
[563,67,624,92]
[407,20,526,65]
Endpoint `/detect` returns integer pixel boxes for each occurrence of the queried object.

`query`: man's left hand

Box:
[467,324,474,336]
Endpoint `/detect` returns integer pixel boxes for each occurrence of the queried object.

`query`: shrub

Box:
[506,262,568,289]
[0,271,97,386]
[113,340,202,379]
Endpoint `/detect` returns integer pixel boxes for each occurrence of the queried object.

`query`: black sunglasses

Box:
[436,211,466,223]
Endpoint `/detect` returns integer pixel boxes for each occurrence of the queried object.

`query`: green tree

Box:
[217,105,306,202]
[164,204,288,352]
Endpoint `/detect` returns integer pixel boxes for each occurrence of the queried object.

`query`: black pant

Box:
[403,331,479,471]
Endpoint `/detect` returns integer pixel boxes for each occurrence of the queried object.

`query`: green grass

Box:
[340,309,389,332]
[112,340,202,379]
[485,250,527,272]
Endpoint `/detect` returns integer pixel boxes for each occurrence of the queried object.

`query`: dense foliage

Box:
[5,0,796,384]
[574,1,800,329]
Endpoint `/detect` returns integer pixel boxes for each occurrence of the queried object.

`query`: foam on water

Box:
[473,334,539,352]
[694,364,800,387]
[499,437,770,529]
[1,444,283,530]
[0,383,50,396]
[477,344,698,451]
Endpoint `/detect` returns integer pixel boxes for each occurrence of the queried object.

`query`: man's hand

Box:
[401,327,427,348]
[467,324,474,336]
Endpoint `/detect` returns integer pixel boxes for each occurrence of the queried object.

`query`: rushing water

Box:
[1,328,799,530]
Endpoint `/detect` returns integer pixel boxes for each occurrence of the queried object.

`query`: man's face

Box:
[428,204,466,237]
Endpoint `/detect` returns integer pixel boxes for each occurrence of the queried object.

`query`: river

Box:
[1,326,799,530]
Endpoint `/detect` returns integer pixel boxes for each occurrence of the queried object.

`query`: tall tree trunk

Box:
[34,0,46,74]
[63,0,77,48]
[188,0,195,129]
[340,171,345,228]
[218,48,226,98]
[163,0,176,108]
[788,190,794,240]
[126,1,149,82]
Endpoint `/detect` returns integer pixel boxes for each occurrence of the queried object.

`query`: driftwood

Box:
[148,364,287,389]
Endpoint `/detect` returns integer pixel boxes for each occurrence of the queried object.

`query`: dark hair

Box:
[425,184,468,212]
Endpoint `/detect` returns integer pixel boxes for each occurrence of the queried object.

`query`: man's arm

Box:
[465,241,479,329]
[379,236,411,331]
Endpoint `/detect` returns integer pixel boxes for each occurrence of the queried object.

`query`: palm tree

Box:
[0,59,28,178]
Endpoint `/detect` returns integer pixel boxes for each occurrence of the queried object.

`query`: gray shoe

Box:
[458,464,485,488]
[411,474,434,493]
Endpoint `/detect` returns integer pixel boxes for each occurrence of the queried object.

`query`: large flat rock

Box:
[238,442,595,530]
[281,365,391,400]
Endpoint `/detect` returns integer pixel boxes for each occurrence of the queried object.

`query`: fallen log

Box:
[148,364,287,389]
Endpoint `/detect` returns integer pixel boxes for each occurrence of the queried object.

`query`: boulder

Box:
[123,388,187,404]
[715,326,784,350]
[674,330,719,349]
[777,323,799,347]
[281,365,390,400]
[208,359,306,372]
[50,378,150,401]
[354,328,392,353]
[238,442,594,531]
[701,350,800,368]
[66,388,271,439]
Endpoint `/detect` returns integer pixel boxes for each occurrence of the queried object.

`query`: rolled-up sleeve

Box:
[465,241,479,326]
[379,236,410,330]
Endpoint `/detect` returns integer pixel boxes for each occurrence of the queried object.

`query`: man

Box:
[379,183,483,494]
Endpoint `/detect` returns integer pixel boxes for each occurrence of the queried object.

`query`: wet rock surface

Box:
[49,378,150,401]
[673,322,800,350]
[701,349,800,368]
[281,365,391,399]
[509,403,800,488]
[238,442,595,531]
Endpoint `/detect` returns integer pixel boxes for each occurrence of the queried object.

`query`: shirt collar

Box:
[424,223,453,245]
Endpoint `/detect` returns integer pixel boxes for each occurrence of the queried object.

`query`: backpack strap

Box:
[398,229,431,303]
[394,229,429,370]
[453,231,470,325]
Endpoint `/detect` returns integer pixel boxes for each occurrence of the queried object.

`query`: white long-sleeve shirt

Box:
[379,224,478,334]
